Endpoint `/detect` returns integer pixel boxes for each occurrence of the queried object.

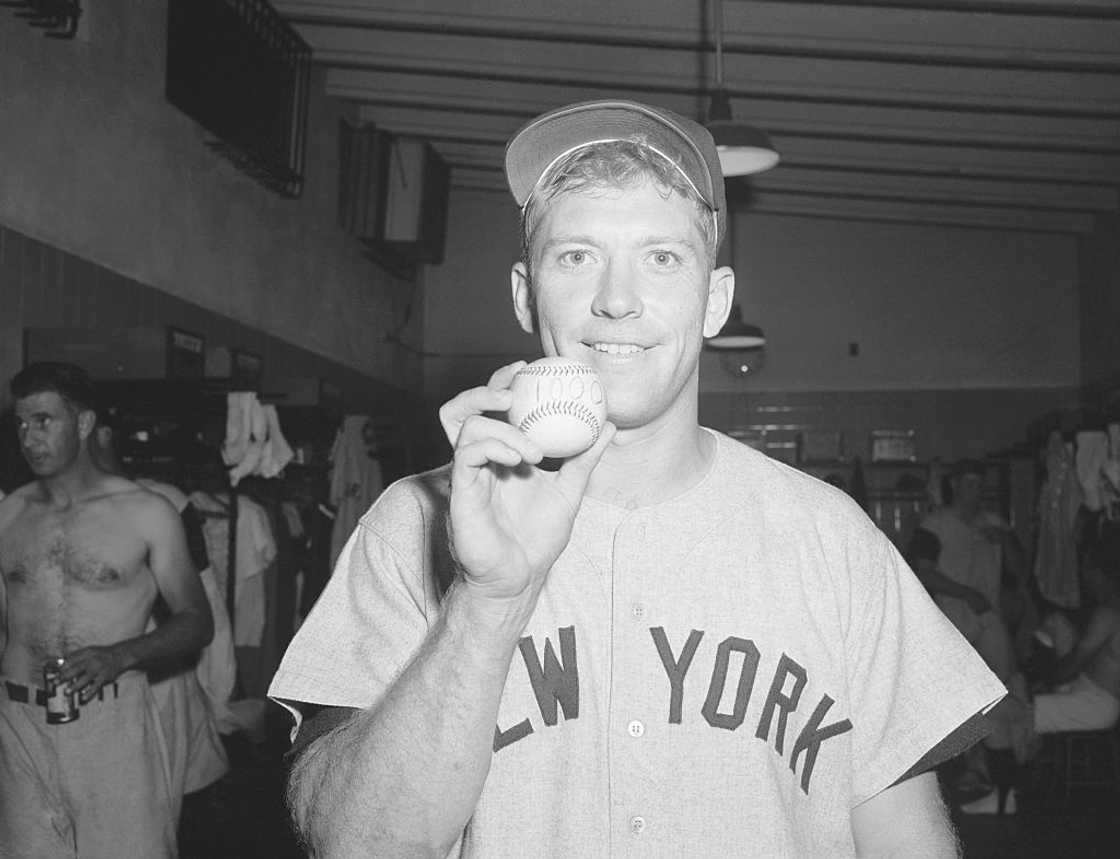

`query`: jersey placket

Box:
[607,507,659,856]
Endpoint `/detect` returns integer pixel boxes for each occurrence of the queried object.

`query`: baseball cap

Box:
[504,99,726,236]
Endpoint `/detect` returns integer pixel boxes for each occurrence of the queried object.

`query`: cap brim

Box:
[504,99,725,220]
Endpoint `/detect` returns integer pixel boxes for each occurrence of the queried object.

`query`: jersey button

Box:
[627,719,645,738]
[630,815,646,835]
[631,603,646,620]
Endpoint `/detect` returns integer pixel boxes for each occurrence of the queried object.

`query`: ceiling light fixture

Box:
[706,304,766,350]
[706,0,779,177]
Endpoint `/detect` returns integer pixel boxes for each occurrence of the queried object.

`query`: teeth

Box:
[592,343,644,355]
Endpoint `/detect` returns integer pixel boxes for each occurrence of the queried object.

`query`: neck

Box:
[587,421,713,508]
[37,457,103,505]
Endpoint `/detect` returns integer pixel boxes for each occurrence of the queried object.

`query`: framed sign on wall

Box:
[166,327,205,379]
[231,348,263,388]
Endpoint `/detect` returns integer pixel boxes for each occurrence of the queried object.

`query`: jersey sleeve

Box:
[844,526,1006,805]
[267,475,448,736]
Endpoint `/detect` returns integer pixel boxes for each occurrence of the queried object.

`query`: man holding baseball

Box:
[270,100,1006,857]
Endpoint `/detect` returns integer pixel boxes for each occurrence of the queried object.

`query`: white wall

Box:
[714,213,1080,393]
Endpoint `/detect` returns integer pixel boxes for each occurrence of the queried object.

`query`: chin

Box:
[605,404,658,432]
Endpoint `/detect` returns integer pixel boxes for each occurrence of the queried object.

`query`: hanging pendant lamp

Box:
[706,304,766,350]
[706,0,779,176]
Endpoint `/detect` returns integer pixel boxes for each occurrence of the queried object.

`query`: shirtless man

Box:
[1033,537,1120,735]
[0,361,213,858]
[962,534,1120,814]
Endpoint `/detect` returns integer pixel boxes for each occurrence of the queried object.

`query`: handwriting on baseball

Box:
[534,376,605,405]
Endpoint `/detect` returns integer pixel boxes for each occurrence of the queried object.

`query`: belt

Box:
[3,680,119,707]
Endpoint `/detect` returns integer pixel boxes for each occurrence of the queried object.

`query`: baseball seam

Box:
[519,400,601,445]
[517,364,597,378]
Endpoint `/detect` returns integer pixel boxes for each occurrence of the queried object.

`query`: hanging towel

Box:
[258,405,294,478]
[222,392,253,466]
[228,395,268,486]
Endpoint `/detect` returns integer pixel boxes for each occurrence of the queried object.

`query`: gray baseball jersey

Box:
[270,429,1005,857]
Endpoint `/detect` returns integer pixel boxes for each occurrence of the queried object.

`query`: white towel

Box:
[228,395,268,486]
[258,405,294,478]
[221,392,250,466]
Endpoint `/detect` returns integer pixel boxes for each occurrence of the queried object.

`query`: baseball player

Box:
[269,99,1007,857]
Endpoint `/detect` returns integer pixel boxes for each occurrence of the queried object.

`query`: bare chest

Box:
[0,506,148,593]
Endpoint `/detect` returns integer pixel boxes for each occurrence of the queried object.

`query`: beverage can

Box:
[43,657,79,724]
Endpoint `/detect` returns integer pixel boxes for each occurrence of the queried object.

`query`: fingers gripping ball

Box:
[508,358,607,458]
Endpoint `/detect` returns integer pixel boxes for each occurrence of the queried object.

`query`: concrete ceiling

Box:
[273,0,1120,235]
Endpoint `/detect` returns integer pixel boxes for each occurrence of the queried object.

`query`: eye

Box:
[557,248,586,265]
[649,250,680,268]
[551,248,595,268]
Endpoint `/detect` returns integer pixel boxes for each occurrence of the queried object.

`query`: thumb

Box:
[556,421,616,493]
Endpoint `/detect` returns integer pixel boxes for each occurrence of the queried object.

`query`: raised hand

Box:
[439,362,615,606]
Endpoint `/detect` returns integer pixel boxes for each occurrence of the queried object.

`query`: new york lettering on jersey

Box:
[493,625,852,794]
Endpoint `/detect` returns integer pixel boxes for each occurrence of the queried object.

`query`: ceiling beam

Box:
[758,0,1120,19]
[277,2,1120,71]
[343,79,1120,158]
[301,27,1120,120]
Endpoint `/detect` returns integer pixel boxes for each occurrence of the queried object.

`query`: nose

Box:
[591,259,643,320]
[18,425,42,450]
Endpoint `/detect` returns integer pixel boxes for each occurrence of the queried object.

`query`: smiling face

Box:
[15,390,93,478]
[512,177,733,434]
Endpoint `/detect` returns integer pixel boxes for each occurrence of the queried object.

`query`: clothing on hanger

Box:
[1033,431,1083,609]
[1076,430,1110,512]
[190,490,277,647]
[328,415,384,567]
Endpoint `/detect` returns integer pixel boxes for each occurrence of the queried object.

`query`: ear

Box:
[77,410,97,442]
[511,262,537,335]
[703,265,735,339]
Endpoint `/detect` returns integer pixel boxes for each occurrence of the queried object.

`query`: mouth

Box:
[587,342,648,356]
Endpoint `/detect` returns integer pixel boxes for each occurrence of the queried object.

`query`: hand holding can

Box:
[43,657,79,724]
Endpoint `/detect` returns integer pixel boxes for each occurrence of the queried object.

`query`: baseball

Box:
[508,357,607,458]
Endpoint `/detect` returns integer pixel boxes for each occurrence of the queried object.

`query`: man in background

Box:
[910,459,1029,809]
[0,361,212,858]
